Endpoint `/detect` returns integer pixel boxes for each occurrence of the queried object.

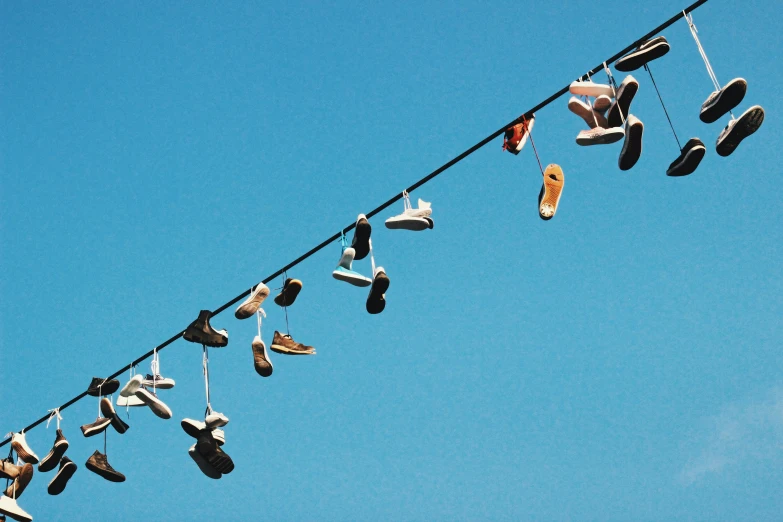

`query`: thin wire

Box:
[644,64,682,151]
[282,273,291,336]
[685,12,720,91]
[0,0,712,448]
[524,117,545,176]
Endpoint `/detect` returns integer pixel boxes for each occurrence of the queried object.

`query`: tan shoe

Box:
[0,459,21,481]
[252,336,273,377]
[538,164,565,221]
[274,278,303,307]
[4,463,32,499]
[270,331,315,355]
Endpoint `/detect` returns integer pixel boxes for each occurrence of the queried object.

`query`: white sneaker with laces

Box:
[569,79,614,97]
[567,96,608,129]
[205,411,229,429]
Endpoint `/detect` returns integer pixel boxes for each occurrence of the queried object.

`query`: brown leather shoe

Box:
[85,450,125,482]
[0,459,21,481]
[252,336,273,377]
[270,331,315,355]
[4,463,33,499]
[274,279,303,307]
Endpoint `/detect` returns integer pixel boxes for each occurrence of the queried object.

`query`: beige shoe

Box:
[538,164,565,221]
[235,283,270,319]
[252,336,273,377]
[4,463,32,499]
[270,331,315,355]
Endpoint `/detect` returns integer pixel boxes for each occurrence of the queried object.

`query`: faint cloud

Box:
[679,387,783,485]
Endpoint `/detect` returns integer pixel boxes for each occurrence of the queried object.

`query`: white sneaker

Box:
[567,96,608,129]
[119,374,144,397]
[116,394,145,407]
[575,127,625,146]
[385,195,433,231]
[205,411,229,429]
[11,433,38,465]
[134,388,172,419]
[142,374,176,390]
[569,79,614,98]
[0,494,33,522]
[593,94,612,114]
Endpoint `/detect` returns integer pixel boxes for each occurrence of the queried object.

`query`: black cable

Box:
[0,0,710,448]
[644,63,683,151]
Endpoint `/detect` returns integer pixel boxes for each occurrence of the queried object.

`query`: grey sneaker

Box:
[183,310,228,348]
[38,429,69,472]
[235,283,270,319]
[252,335,273,377]
[700,78,747,124]
[715,105,764,157]
[85,450,125,482]
[142,373,175,390]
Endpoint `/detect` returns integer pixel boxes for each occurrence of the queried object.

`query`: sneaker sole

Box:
[366,272,390,314]
[615,40,670,71]
[666,142,706,176]
[332,270,373,287]
[47,461,77,495]
[270,343,315,355]
[538,165,564,221]
[183,331,228,348]
[608,80,639,128]
[142,380,175,389]
[716,106,764,157]
[700,79,747,124]
[274,280,302,307]
[235,284,270,319]
[619,120,644,171]
[136,393,172,419]
[188,445,221,479]
[576,128,625,146]
[38,440,69,473]
[81,421,111,437]
[384,217,431,231]
[568,98,606,129]
[351,218,372,260]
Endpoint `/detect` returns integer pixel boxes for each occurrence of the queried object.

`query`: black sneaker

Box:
[47,456,77,495]
[607,75,639,128]
[196,429,234,475]
[80,417,112,438]
[619,115,644,171]
[700,78,747,124]
[273,278,303,307]
[614,36,670,72]
[38,429,70,472]
[183,310,228,347]
[351,214,372,260]
[366,266,390,315]
[86,377,120,397]
[85,450,125,482]
[716,105,765,157]
[100,397,129,434]
[666,138,706,176]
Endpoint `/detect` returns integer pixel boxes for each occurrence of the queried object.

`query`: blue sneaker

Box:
[332,247,372,287]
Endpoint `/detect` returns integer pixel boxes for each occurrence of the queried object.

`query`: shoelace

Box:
[46,408,62,430]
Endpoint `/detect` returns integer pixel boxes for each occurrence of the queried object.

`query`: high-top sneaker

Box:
[38,429,69,472]
[0,495,32,522]
[235,282,270,319]
[100,398,129,434]
[350,215,372,260]
[10,433,38,465]
[3,464,32,499]
[274,278,303,307]
[366,266,390,315]
[47,456,77,495]
[85,450,125,482]
[252,335,273,377]
[183,310,228,348]
[80,417,112,438]
[142,374,176,389]
[270,331,315,355]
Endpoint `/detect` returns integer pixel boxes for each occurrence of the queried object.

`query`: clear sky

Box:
[1,1,781,520]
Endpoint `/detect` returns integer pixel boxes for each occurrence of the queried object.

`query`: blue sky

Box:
[1,1,781,520]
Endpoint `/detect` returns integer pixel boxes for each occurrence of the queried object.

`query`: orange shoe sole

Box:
[539,164,564,221]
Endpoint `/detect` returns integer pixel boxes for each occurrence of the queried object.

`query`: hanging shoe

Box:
[332,247,373,287]
[575,127,624,146]
[80,417,112,438]
[10,434,38,465]
[134,388,172,419]
[593,94,612,115]
[181,419,225,446]
[116,394,145,408]
[195,429,234,475]
[3,464,32,499]
[234,282,270,320]
[618,115,644,171]
[666,138,706,176]
[142,373,175,390]
[100,398,129,434]
[366,266,390,315]
[183,310,228,348]
[567,97,608,129]
[715,105,764,157]
[615,36,671,72]
[700,78,747,124]
[607,75,639,128]
[86,377,120,397]
[274,278,303,307]
[502,116,535,155]
[538,164,565,220]
[351,214,372,260]
[119,374,143,397]
[270,331,315,355]
[188,444,221,479]
[205,411,229,429]
[252,335,273,377]
[38,429,69,472]
[385,196,434,231]
[85,450,125,482]
[47,456,77,495]
[0,459,21,481]
[569,79,614,97]
[0,495,32,522]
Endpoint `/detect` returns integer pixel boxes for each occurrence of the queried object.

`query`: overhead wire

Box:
[0,0,710,448]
